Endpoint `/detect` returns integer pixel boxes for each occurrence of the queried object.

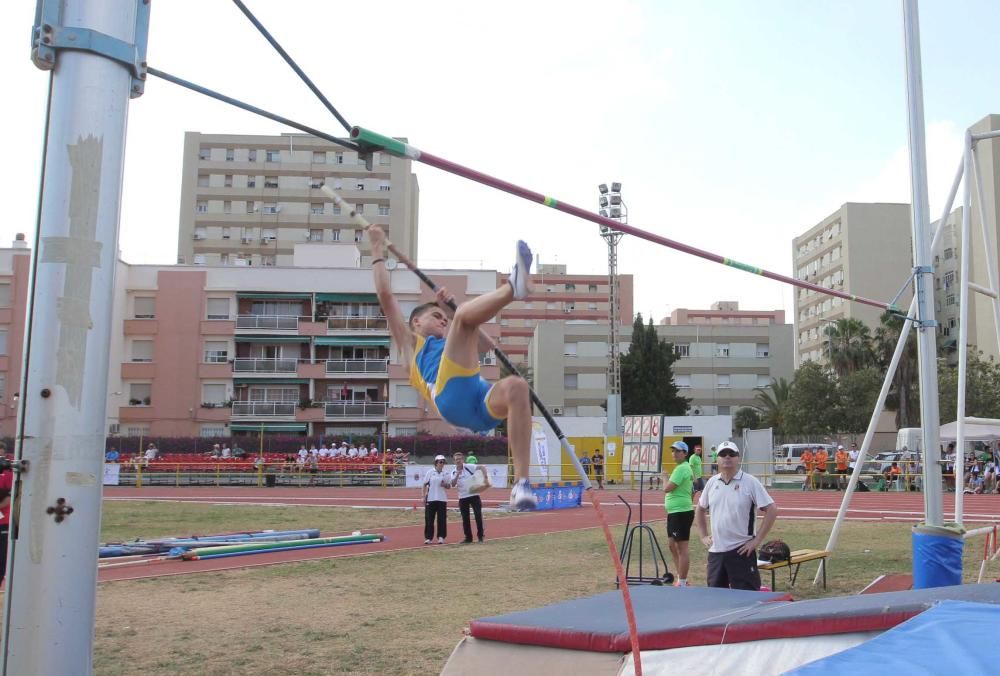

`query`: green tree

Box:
[621,314,689,415]
[784,362,838,435]
[835,367,883,435]
[733,406,763,435]
[937,349,1000,423]
[823,318,874,377]
[873,311,919,428]
[754,377,792,435]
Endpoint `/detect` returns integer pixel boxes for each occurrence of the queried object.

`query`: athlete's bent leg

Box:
[487,375,532,480]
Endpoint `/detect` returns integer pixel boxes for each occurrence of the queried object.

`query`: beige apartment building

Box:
[177,132,419,268]
[792,203,913,367]
[527,301,793,419]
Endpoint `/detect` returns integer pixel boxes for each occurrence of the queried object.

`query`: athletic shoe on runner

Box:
[510,478,537,511]
[438,537,445,544]
[509,240,534,300]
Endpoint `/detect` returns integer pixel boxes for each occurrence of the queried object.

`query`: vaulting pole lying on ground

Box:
[320,185,645,676]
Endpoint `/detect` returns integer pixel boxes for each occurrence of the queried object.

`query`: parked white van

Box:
[773,443,836,474]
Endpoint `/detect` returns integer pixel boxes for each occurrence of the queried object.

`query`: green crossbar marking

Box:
[887,303,903,314]
[723,258,762,275]
[351,126,408,157]
[543,196,558,208]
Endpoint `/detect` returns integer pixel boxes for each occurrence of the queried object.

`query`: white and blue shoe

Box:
[509,240,534,300]
[510,478,537,511]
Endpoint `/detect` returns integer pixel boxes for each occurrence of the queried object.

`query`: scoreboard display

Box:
[621,415,663,473]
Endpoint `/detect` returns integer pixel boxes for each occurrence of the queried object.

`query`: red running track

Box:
[99,486,1000,583]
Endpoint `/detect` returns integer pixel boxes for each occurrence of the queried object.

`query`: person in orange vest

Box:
[834,445,850,491]
[814,446,829,490]
[800,448,814,491]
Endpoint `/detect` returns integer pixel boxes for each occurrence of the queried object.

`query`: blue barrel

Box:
[912,523,964,589]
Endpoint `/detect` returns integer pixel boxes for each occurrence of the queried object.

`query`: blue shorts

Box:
[433,356,502,433]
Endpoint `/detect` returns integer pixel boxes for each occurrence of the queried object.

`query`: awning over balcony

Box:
[237,292,312,300]
[234,336,311,343]
[230,423,308,432]
[233,378,309,386]
[314,337,391,347]
[316,293,379,303]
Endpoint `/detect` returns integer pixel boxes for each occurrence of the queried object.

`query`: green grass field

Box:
[91,502,997,675]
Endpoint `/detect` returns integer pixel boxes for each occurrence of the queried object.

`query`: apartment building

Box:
[497,263,633,363]
[932,208,962,364]
[177,132,419,268]
[792,203,913,367]
[0,237,31,437]
[527,301,792,419]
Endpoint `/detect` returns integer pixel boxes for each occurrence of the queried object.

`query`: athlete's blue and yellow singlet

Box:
[409,335,502,433]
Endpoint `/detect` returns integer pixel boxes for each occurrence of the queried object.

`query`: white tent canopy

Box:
[939,418,1000,442]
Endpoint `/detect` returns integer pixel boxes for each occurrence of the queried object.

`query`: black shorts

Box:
[707,546,761,591]
[666,510,694,541]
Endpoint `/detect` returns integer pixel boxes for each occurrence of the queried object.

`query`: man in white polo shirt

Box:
[694,440,778,591]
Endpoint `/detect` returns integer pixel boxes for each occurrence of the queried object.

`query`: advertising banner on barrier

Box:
[403,464,509,489]
[103,463,120,486]
[532,422,550,480]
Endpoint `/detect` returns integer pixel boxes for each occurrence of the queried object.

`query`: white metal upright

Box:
[0,1,140,673]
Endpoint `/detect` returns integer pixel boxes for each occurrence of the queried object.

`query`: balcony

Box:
[236,314,300,331]
[326,315,388,331]
[232,358,298,373]
[232,401,297,417]
[326,358,389,375]
[324,401,388,418]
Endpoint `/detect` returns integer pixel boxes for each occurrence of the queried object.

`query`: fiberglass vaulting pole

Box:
[1,0,145,672]
[902,0,943,527]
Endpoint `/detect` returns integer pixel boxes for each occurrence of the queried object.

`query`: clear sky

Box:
[3,1,999,322]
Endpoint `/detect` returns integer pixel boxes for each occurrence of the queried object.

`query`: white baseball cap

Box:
[434,454,446,462]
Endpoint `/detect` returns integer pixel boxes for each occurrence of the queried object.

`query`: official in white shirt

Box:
[695,441,778,591]
[452,451,487,543]
[423,455,451,544]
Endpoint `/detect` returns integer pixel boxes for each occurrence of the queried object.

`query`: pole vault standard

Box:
[318,185,645,675]
[2,0,148,672]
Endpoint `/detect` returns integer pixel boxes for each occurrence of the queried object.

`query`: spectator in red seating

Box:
[221,444,232,459]
[348,444,359,459]
[357,444,369,459]
[0,441,12,583]
[253,455,265,471]
[297,445,308,463]
[143,443,158,463]
[208,444,221,459]
[319,443,331,459]
[331,444,345,459]
[369,442,379,456]
[233,444,246,459]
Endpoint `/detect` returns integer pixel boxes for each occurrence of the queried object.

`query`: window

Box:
[355,203,364,214]
[266,150,280,162]
[756,343,769,358]
[0,330,7,355]
[379,153,391,166]
[356,182,365,191]
[944,248,954,260]
[261,255,276,267]
[717,374,731,389]
[262,203,279,215]
[946,294,956,306]
[248,149,257,162]
[197,174,209,187]
[588,284,598,292]
[222,226,231,239]
[224,175,233,187]
[264,176,278,189]
[564,374,578,389]
[309,229,324,242]
[202,384,227,406]
[261,228,276,240]
[225,149,234,162]
[0,283,11,307]
[0,373,5,402]
[395,385,419,407]
[131,340,153,362]
[203,341,229,364]
[331,229,341,241]
[563,343,578,356]
[128,383,152,406]
[565,283,576,291]
[312,151,326,163]
[715,344,730,357]
[206,298,230,320]
[198,148,210,161]
[193,226,207,240]
[588,303,597,310]
[756,374,771,388]
[379,181,390,191]
[126,426,149,437]
[717,406,731,415]
[332,206,342,215]
[354,230,363,243]
[134,297,155,319]
[670,344,688,357]
[246,201,256,214]
[247,176,256,188]
[196,201,208,213]
[201,426,227,437]
[378,206,390,216]
[335,152,344,164]
[674,374,691,388]
[192,254,206,265]
[223,201,232,215]
[310,177,323,189]
[310,203,324,215]
[943,271,955,288]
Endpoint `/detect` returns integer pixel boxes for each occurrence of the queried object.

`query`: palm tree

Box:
[873,311,919,428]
[823,318,874,377]
[754,377,792,434]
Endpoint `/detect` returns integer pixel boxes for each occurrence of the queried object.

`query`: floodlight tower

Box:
[598,183,627,436]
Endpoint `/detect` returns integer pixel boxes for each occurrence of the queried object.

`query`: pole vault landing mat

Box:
[443,584,1000,676]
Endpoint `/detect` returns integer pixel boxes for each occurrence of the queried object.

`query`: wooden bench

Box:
[759,549,830,590]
